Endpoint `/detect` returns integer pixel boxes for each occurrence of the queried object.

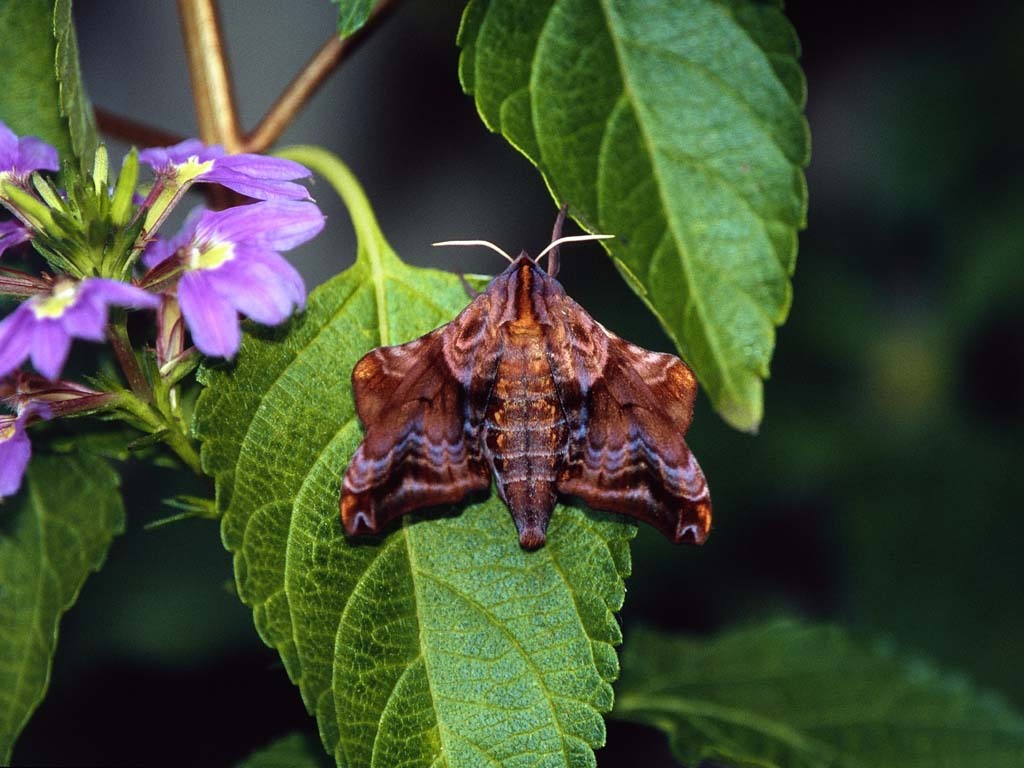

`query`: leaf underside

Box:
[612,621,1024,768]
[0,453,124,763]
[194,173,633,768]
[459,0,809,431]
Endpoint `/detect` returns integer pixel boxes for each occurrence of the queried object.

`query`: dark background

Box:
[13,1,1024,765]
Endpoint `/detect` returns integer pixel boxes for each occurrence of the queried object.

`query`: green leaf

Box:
[459,0,809,431]
[194,148,633,768]
[0,0,95,165]
[237,732,329,768]
[54,0,98,166]
[0,452,124,763]
[332,0,372,38]
[0,0,70,158]
[612,621,1024,768]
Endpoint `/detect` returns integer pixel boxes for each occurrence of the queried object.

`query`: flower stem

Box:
[115,390,203,475]
[108,315,153,402]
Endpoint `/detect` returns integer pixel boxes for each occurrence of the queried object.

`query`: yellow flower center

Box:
[0,423,15,443]
[173,155,215,185]
[188,241,234,271]
[32,281,79,319]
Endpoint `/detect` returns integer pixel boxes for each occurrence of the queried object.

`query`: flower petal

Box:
[206,250,299,325]
[56,279,158,341]
[214,154,312,180]
[200,169,311,201]
[0,307,33,379]
[0,418,31,498]
[60,297,106,341]
[0,122,18,169]
[196,201,324,251]
[79,278,161,311]
[139,139,223,169]
[178,271,241,357]
[30,320,72,380]
[17,136,59,173]
[0,219,32,258]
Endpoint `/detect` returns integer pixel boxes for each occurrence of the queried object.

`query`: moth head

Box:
[433,206,613,278]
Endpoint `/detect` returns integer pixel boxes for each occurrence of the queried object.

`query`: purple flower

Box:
[142,200,323,358]
[0,278,160,380]
[0,402,48,499]
[0,121,60,185]
[139,139,313,201]
[0,219,31,258]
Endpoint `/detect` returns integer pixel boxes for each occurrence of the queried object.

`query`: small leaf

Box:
[0,452,124,763]
[613,621,1024,768]
[459,0,810,431]
[193,153,633,768]
[0,0,72,158]
[237,732,328,768]
[332,0,373,38]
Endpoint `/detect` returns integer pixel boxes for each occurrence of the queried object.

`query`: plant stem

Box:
[176,0,243,150]
[103,0,399,153]
[95,109,184,149]
[243,0,400,152]
[116,390,203,474]
[108,316,153,402]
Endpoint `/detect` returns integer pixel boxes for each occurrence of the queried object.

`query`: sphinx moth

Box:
[341,208,711,549]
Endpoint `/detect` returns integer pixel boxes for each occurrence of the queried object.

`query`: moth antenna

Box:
[432,239,515,264]
[547,205,568,276]
[535,234,615,272]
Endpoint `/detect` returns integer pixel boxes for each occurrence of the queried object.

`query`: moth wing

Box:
[342,327,491,536]
[556,332,712,544]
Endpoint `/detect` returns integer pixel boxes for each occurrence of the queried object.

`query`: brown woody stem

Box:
[176,0,243,150]
[95,110,185,148]
[243,0,399,152]
[101,0,399,153]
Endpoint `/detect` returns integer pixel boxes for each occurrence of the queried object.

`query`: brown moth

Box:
[341,208,712,550]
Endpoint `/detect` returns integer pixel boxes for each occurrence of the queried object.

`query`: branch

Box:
[101,0,399,155]
[176,0,243,150]
[95,109,185,148]
[243,0,399,153]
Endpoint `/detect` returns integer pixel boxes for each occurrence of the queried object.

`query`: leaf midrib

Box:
[361,227,458,763]
[593,0,747,413]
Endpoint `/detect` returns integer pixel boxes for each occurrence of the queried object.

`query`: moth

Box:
[341,207,711,549]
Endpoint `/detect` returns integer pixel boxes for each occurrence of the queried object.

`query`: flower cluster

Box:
[0,121,325,498]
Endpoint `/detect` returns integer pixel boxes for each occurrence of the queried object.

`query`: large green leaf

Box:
[0,0,95,165]
[459,0,809,431]
[0,452,124,763]
[613,621,1024,768]
[194,149,633,768]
